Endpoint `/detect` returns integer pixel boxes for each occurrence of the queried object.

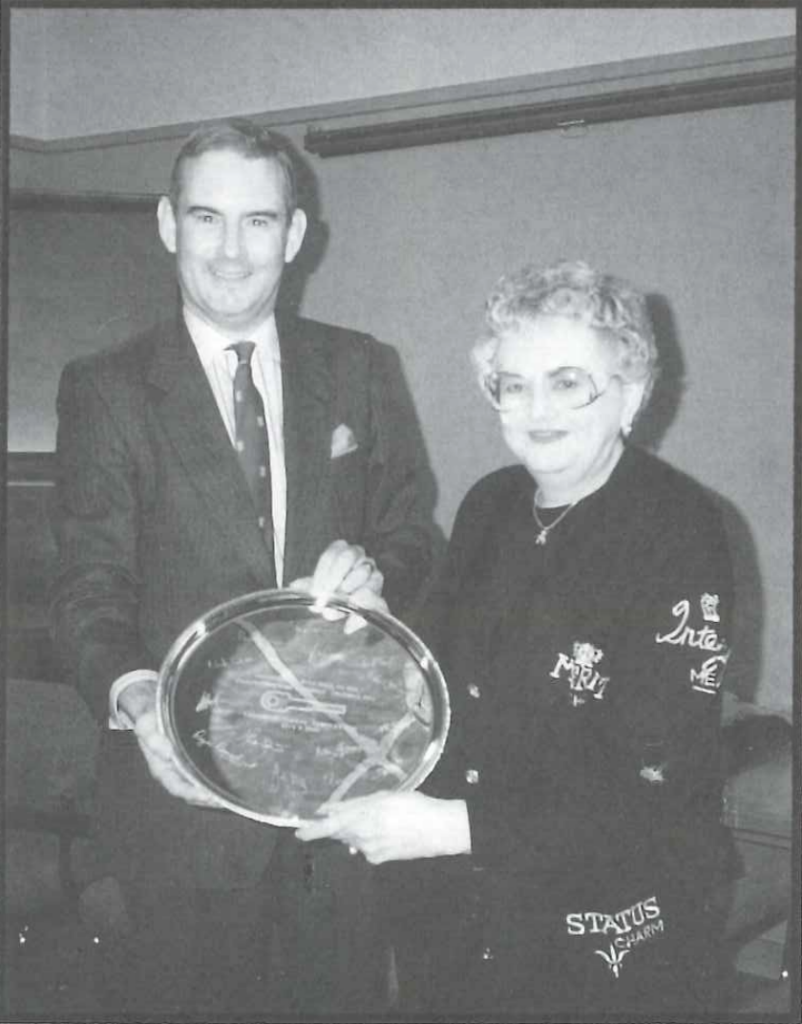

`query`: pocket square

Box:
[330,423,358,459]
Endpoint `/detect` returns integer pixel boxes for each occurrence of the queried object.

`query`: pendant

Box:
[535,529,549,545]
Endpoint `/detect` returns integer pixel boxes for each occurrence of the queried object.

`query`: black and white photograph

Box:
[3,6,797,1022]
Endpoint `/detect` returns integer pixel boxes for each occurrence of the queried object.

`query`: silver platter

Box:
[156,589,450,826]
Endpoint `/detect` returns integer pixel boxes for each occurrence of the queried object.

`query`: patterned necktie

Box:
[229,342,273,551]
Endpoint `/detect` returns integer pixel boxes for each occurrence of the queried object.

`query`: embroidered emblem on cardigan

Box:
[700,593,721,622]
[549,641,609,706]
[595,944,630,978]
[689,651,730,695]
[654,596,731,695]
[566,895,665,977]
[655,598,726,652]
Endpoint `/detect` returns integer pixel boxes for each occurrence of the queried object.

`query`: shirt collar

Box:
[183,306,280,370]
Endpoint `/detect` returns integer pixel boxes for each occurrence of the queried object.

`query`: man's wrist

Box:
[109,670,159,730]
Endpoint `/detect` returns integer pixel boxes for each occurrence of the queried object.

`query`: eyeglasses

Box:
[485,367,610,413]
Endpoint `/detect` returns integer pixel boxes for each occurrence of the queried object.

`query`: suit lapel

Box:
[278,312,335,583]
[146,316,276,586]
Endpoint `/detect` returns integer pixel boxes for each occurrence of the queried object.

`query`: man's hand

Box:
[117,678,223,808]
[295,792,471,864]
[288,539,388,629]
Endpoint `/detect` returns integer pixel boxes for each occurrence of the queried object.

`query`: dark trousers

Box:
[90,837,389,1020]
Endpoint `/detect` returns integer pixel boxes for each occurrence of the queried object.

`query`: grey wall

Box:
[297,102,794,716]
[9,99,794,712]
[8,208,174,451]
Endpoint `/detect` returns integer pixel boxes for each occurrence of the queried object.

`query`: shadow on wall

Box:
[636,294,685,453]
[637,294,763,706]
[274,132,446,577]
[713,495,764,706]
[274,130,329,319]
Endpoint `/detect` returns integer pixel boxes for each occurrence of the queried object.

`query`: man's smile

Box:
[211,268,251,281]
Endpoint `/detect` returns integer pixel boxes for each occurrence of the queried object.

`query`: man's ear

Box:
[157,196,177,254]
[284,208,307,265]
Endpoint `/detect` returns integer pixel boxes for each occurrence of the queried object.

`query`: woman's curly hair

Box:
[472,260,659,416]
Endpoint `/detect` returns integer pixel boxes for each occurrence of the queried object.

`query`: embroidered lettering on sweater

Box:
[549,641,609,706]
[655,598,726,651]
[654,595,731,695]
[689,651,730,695]
[565,896,665,977]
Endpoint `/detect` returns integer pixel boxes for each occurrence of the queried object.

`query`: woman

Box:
[297,261,734,1018]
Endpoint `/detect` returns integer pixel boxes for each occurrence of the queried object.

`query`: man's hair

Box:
[168,118,299,216]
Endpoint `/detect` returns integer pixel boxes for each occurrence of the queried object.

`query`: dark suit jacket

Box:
[50,310,434,888]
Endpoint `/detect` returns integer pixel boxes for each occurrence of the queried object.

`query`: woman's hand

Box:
[295,792,471,864]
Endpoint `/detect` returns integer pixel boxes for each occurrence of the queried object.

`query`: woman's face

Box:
[493,315,644,501]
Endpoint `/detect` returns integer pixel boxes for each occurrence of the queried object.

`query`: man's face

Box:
[158,148,306,336]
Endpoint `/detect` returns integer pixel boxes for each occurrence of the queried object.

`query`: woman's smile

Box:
[526,429,568,444]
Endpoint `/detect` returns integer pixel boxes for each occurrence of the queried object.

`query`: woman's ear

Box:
[621,380,646,436]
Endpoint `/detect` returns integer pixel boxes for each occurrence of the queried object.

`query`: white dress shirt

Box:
[185,306,287,583]
[109,306,288,728]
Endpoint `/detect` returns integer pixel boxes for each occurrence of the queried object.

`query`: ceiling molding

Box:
[8,36,794,154]
[304,65,795,158]
[10,189,159,210]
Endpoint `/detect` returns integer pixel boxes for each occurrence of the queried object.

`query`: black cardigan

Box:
[397,446,734,944]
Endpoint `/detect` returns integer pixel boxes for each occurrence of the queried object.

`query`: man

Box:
[50,119,434,1017]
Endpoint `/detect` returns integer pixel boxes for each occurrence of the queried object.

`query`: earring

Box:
[622,422,633,438]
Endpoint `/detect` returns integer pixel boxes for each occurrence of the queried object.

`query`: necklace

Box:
[532,491,577,545]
